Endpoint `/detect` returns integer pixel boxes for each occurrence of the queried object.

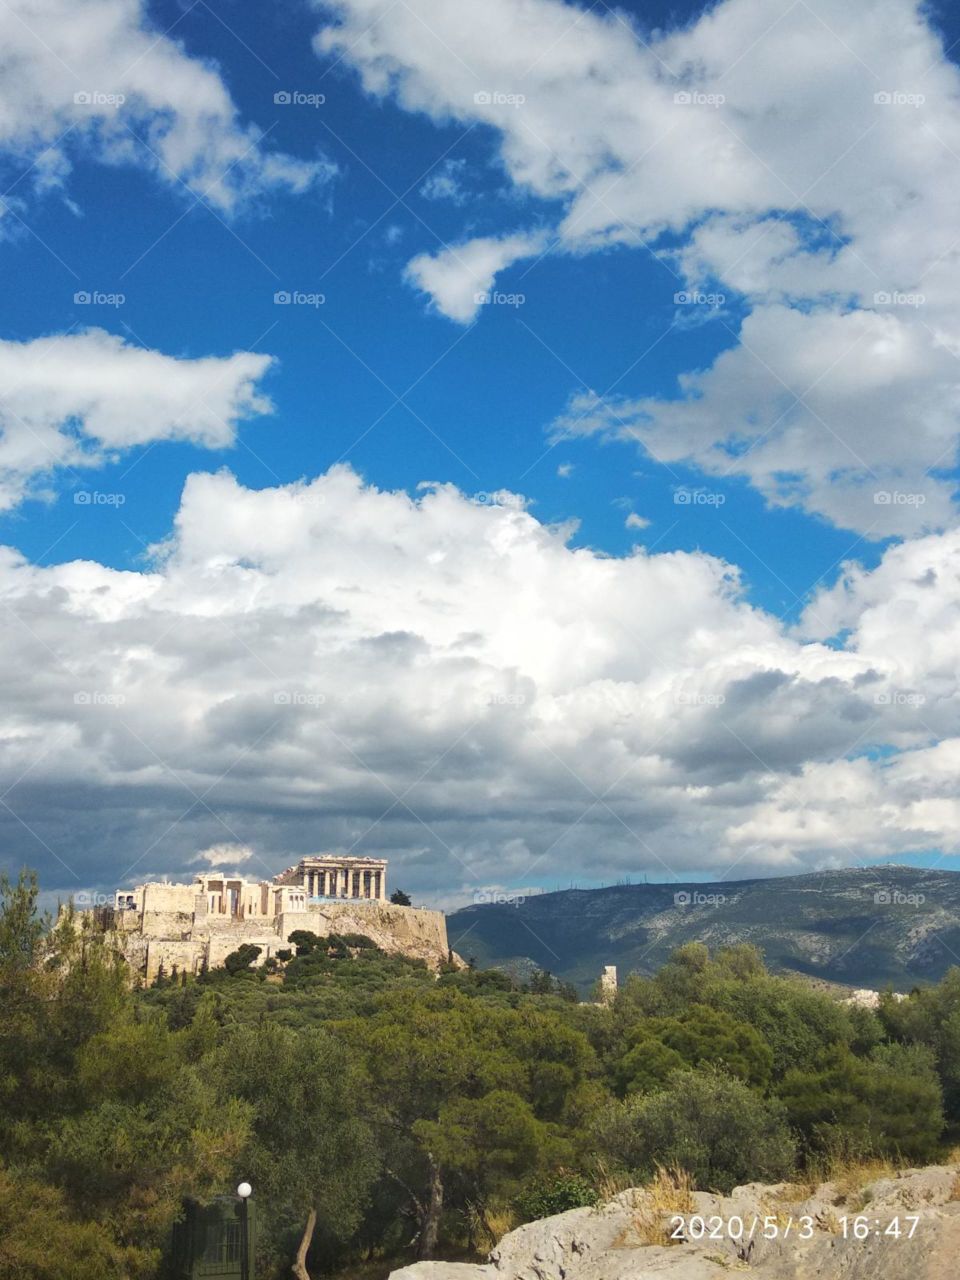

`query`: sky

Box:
[2,0,960,910]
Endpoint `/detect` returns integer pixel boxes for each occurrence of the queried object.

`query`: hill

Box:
[446,866,960,990]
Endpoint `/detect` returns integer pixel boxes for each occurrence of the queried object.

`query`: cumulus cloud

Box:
[316,0,960,531]
[0,0,330,215]
[405,231,546,322]
[0,329,273,508]
[191,843,256,870]
[548,304,960,536]
[2,465,958,903]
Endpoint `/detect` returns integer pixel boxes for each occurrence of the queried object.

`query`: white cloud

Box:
[191,842,256,869]
[0,0,330,214]
[404,231,546,322]
[2,465,958,896]
[625,512,650,530]
[549,304,959,536]
[316,0,960,531]
[419,158,468,205]
[0,329,273,508]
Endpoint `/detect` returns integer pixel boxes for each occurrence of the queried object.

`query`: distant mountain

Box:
[445,867,960,991]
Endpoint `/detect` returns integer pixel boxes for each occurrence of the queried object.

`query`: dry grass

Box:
[624,1166,696,1248]
[773,1179,817,1203]
[481,1206,517,1246]
[592,1158,635,1205]
[825,1156,897,1208]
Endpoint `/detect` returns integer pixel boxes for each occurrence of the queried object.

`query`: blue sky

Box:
[10,0,948,609]
[3,0,960,905]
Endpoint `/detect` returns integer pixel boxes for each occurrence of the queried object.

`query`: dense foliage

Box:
[1,878,959,1279]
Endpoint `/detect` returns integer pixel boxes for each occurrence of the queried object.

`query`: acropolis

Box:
[97,855,457,981]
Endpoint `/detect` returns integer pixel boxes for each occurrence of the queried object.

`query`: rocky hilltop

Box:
[390,1165,960,1280]
[86,885,458,981]
[447,867,960,990]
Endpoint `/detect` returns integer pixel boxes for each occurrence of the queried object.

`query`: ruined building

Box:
[100,855,456,981]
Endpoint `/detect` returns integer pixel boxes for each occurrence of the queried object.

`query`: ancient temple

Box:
[273,855,388,901]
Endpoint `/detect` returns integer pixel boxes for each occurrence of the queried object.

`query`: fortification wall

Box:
[141,883,196,913]
[145,938,205,982]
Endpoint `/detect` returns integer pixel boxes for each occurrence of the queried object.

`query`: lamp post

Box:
[237,1182,252,1280]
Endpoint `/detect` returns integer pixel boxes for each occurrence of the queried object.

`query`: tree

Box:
[212,1021,378,1278]
[595,1069,796,1193]
[414,1090,559,1237]
[0,869,46,971]
[390,889,412,906]
[778,1041,944,1161]
[288,930,322,956]
[224,943,262,975]
[0,1169,147,1280]
[336,989,593,1259]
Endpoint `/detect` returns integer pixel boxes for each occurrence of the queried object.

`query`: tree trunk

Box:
[292,1207,317,1280]
[417,1157,443,1261]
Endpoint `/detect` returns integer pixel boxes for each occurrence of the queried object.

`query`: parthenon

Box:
[274,855,388,901]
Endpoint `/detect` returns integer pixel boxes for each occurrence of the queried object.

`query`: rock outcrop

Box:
[389,1165,960,1280]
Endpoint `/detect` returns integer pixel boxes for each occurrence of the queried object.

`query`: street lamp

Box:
[237,1182,252,1280]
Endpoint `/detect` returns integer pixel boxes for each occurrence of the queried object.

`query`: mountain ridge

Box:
[446,865,960,990]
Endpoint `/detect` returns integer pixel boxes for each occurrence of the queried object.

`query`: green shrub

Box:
[513,1171,599,1223]
[595,1068,796,1193]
